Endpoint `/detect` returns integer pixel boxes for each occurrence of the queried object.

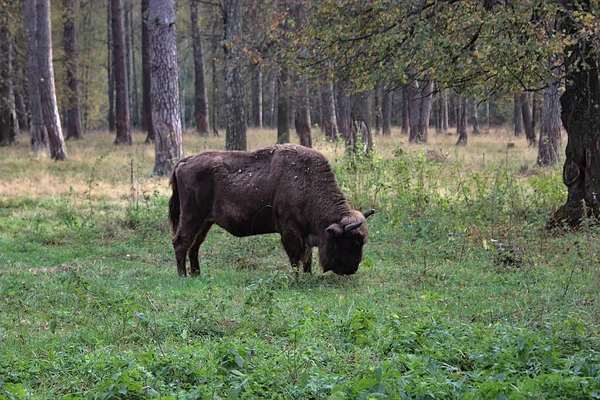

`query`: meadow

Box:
[0,128,599,399]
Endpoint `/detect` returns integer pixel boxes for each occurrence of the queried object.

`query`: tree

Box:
[294,78,312,148]
[63,0,83,140]
[107,1,116,132]
[149,0,183,175]
[456,97,468,146]
[190,0,210,135]
[111,0,131,145]
[37,0,68,160]
[141,0,154,142]
[520,92,536,146]
[23,0,48,153]
[276,66,289,144]
[537,76,561,166]
[251,63,263,128]
[0,13,18,146]
[513,93,523,137]
[223,0,246,151]
[382,87,392,136]
[321,80,337,140]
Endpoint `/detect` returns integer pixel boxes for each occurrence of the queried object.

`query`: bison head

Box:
[319,209,375,275]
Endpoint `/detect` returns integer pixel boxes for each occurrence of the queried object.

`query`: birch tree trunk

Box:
[23,0,48,153]
[63,0,83,140]
[37,0,67,160]
[251,63,263,128]
[149,0,183,175]
[190,0,210,135]
[112,0,131,145]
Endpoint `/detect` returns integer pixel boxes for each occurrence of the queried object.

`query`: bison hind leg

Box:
[173,217,205,277]
[188,223,213,276]
[300,246,313,273]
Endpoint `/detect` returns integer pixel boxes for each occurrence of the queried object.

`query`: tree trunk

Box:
[37,0,68,159]
[321,80,337,140]
[336,82,353,149]
[149,0,183,175]
[513,93,523,137]
[520,92,536,146]
[295,78,311,148]
[23,0,48,153]
[401,86,409,134]
[472,99,480,135]
[374,86,381,135]
[190,0,210,135]
[210,24,220,136]
[112,0,131,145]
[442,90,448,132]
[129,2,140,130]
[63,0,83,140]
[142,0,154,142]
[382,88,392,136]
[14,85,27,134]
[407,79,420,143]
[107,1,116,132]
[456,97,468,146]
[552,32,600,224]
[537,76,561,166]
[0,19,16,146]
[418,79,433,144]
[251,62,263,128]
[223,0,246,150]
[351,91,373,154]
[277,65,289,144]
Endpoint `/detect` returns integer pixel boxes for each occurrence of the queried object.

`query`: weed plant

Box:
[0,129,598,399]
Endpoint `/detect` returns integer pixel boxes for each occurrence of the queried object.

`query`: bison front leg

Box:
[300,246,312,273]
[280,229,306,272]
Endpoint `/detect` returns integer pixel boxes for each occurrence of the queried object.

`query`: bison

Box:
[168,144,374,276]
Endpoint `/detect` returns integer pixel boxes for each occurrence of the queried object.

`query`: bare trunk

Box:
[277,65,290,144]
[142,0,153,141]
[514,93,523,137]
[63,0,83,140]
[374,86,381,135]
[295,78,311,148]
[112,0,131,145]
[190,0,210,135]
[251,63,263,128]
[23,0,48,152]
[336,82,353,149]
[149,0,183,175]
[210,25,220,136]
[321,80,337,140]
[0,21,17,146]
[472,99,480,135]
[129,2,140,129]
[407,79,420,143]
[107,1,116,132]
[382,88,392,136]
[537,77,562,166]
[442,90,448,132]
[37,0,67,159]
[351,91,373,154]
[520,92,536,146]
[418,80,433,143]
[401,86,409,134]
[456,97,468,146]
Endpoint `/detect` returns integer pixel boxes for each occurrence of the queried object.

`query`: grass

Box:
[0,128,599,399]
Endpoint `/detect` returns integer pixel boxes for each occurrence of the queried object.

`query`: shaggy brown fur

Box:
[169,144,374,276]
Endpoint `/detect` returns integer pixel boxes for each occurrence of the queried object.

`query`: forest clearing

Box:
[1,129,599,398]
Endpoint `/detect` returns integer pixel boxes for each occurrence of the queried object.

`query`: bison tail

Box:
[168,167,180,235]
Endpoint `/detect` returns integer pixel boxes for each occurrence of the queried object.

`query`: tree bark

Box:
[321,80,337,140]
[107,1,116,132]
[295,78,311,148]
[456,97,468,146]
[277,65,290,144]
[407,79,420,143]
[520,92,536,146]
[223,0,246,150]
[537,76,561,166]
[418,79,433,143]
[513,92,523,137]
[23,0,48,153]
[142,0,154,142]
[190,0,210,135]
[351,91,373,154]
[382,87,392,136]
[37,0,68,160]
[0,19,17,146]
[401,85,409,134]
[63,0,83,140]
[471,99,480,135]
[112,0,131,145]
[149,0,183,175]
[251,62,263,128]
[336,82,353,149]
[442,90,448,132]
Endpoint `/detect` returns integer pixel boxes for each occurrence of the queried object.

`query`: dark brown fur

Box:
[168,144,374,276]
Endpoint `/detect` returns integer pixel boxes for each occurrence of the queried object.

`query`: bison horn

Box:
[344,218,364,232]
[363,209,375,218]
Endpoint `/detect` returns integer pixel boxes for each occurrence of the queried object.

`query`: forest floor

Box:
[1,128,599,399]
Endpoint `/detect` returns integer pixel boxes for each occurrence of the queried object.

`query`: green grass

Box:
[0,129,599,399]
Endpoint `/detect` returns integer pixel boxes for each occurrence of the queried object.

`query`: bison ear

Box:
[326,223,343,237]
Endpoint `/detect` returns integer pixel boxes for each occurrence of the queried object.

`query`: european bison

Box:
[168,144,374,276]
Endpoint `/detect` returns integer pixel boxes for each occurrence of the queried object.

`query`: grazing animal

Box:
[168,144,375,276]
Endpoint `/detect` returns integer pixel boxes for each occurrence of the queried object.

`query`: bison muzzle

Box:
[168,144,374,276]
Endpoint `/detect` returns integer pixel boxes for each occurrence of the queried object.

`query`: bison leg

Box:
[188,223,213,276]
[300,246,312,273]
[173,217,204,277]
[280,229,305,272]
